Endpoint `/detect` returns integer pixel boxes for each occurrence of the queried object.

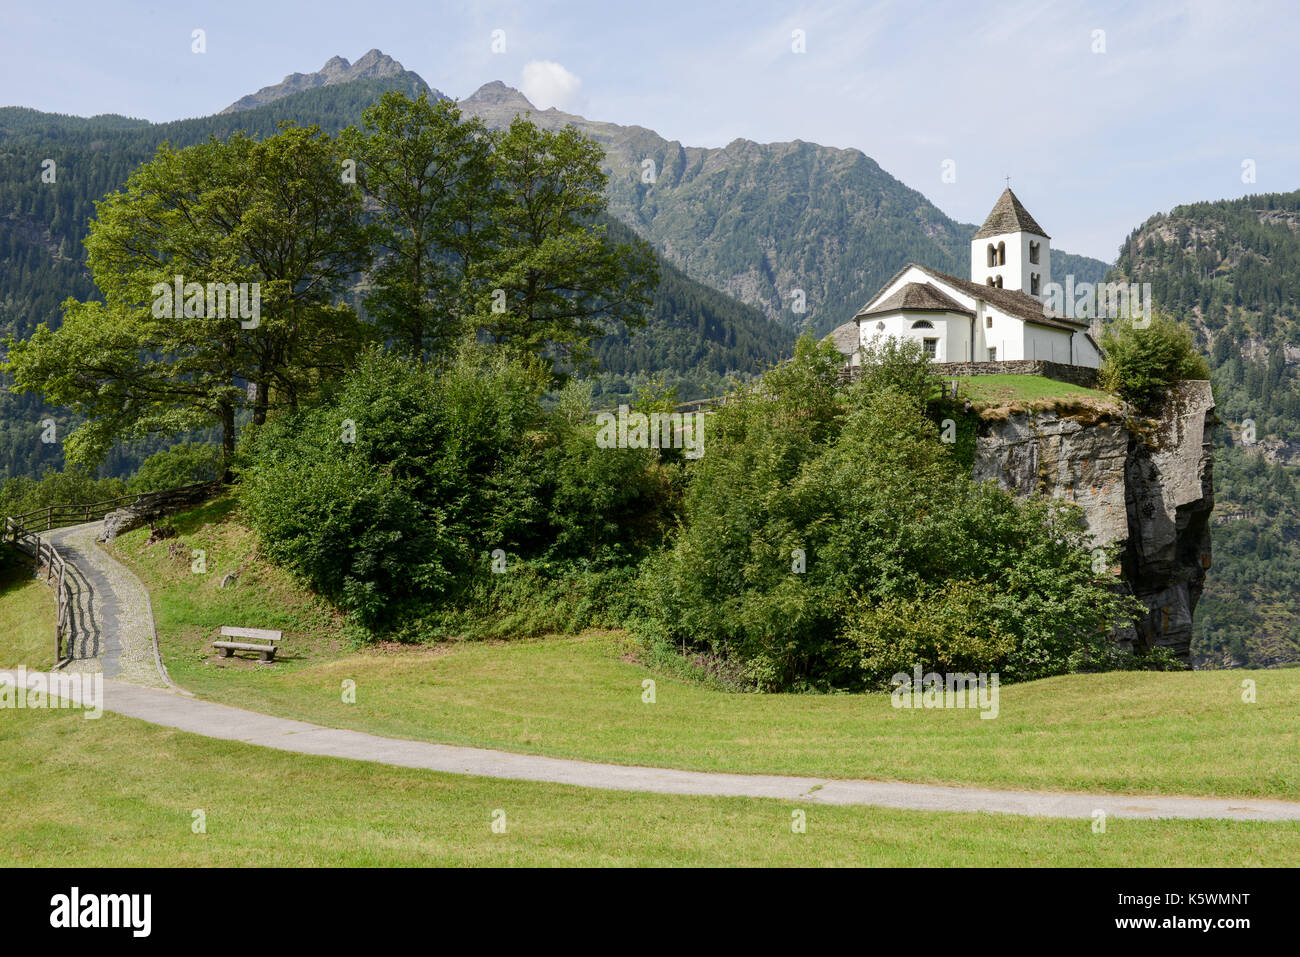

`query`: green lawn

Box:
[105,501,1300,803]
[0,547,56,671]
[1,707,1296,866]
[955,374,1117,408]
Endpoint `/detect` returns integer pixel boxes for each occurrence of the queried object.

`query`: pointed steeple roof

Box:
[973,188,1050,240]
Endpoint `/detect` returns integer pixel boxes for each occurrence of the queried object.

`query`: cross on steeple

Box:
[1004,175,1011,188]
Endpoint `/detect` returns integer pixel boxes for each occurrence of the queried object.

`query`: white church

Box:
[831,189,1101,369]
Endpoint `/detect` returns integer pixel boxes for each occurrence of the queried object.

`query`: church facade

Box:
[830,189,1101,369]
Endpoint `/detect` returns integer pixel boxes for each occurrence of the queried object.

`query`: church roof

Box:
[854,264,1088,331]
[824,320,861,355]
[857,281,974,319]
[973,188,1050,240]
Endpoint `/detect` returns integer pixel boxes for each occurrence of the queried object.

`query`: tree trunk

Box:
[220,400,236,482]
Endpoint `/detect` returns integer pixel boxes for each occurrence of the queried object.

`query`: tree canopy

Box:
[3,97,659,468]
[3,124,371,468]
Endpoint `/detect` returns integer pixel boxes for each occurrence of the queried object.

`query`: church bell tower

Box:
[970,188,1051,299]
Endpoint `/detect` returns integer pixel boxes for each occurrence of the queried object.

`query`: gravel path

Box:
[45,522,169,687]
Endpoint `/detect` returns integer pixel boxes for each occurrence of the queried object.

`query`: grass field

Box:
[103,500,1300,803]
[0,547,56,671]
[955,374,1117,409]
[2,706,1297,866]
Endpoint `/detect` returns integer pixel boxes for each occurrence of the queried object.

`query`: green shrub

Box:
[1099,312,1211,410]
[856,333,944,410]
[634,337,1142,691]
[845,580,1017,682]
[410,560,641,642]
[239,344,673,633]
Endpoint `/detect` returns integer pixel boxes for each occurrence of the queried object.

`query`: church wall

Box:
[858,310,972,363]
[1072,331,1102,369]
[979,304,1024,361]
[870,265,934,307]
[1024,323,1072,363]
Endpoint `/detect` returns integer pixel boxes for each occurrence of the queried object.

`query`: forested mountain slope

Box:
[0,78,792,479]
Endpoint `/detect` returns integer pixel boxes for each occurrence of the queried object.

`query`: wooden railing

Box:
[591,395,729,417]
[4,514,78,667]
[2,480,223,669]
[5,496,139,537]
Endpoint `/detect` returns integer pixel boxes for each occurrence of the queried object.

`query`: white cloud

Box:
[519,60,585,112]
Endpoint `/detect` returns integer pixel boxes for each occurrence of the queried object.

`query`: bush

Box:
[128,443,221,493]
[856,333,943,410]
[239,344,673,632]
[634,337,1142,691]
[1099,312,1211,410]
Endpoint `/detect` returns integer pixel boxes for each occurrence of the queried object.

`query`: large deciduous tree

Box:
[3,124,371,469]
[342,92,496,360]
[473,118,658,378]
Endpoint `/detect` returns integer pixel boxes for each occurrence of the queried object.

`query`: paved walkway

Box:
[34,676,1300,822]
[22,520,1300,822]
[44,522,168,687]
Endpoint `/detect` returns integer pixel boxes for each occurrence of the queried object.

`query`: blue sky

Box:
[3,0,1297,260]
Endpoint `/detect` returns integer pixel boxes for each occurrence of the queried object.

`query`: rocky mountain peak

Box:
[351,48,400,77]
[460,81,536,111]
[220,49,424,115]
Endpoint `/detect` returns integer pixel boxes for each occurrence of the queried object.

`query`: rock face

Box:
[973,381,1215,663]
[98,482,224,543]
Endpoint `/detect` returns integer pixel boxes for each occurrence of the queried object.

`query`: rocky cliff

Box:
[972,381,1215,662]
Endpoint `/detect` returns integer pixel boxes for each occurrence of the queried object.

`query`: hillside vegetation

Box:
[103,499,1300,802]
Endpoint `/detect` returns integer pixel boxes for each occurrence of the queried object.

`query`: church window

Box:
[875,321,885,331]
[922,338,938,358]
[1030,273,1040,295]
[987,347,997,361]
[987,244,996,267]
[1029,241,1040,264]
[910,319,934,329]
[994,275,1003,288]
[997,241,1006,266]
[985,315,993,328]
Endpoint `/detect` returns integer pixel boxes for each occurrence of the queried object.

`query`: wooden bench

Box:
[214,627,282,663]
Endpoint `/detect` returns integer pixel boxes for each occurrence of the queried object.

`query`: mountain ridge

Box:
[204,51,1110,333]
[0,74,793,481]
[454,76,1110,333]
[220,48,428,114]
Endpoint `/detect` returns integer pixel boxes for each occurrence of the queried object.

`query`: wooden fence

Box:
[2,481,223,668]
[590,395,729,417]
